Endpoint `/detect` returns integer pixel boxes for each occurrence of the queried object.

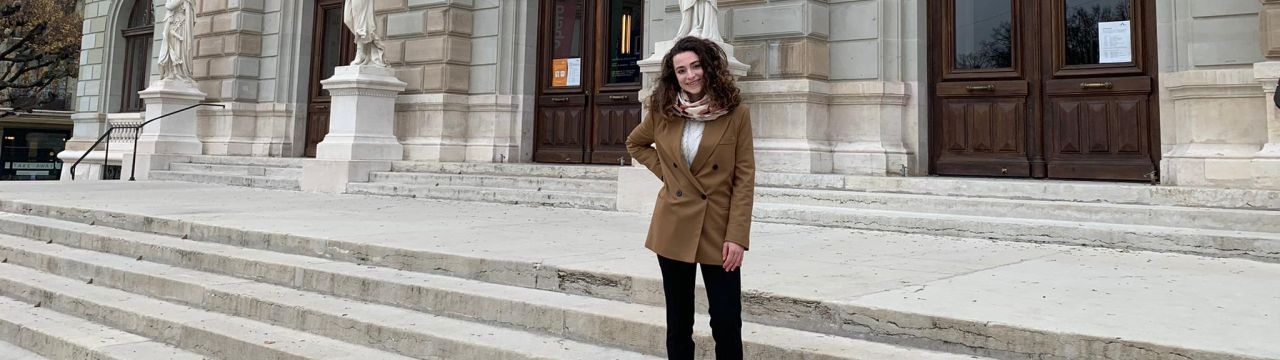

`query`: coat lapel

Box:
[689,116,730,173]
[659,117,706,195]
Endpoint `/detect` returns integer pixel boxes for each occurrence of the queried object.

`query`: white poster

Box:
[1098,21,1132,64]
[566,58,582,87]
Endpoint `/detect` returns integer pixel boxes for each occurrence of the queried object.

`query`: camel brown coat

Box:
[626,105,755,265]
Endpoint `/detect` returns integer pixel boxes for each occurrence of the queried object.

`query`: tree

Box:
[0,0,81,112]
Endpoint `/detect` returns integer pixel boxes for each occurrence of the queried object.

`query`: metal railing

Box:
[70,103,224,181]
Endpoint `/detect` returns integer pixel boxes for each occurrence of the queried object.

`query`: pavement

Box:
[0,180,1276,359]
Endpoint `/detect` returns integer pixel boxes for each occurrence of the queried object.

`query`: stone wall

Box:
[379,0,527,162]
[1158,0,1280,189]
[642,0,924,176]
[189,0,289,156]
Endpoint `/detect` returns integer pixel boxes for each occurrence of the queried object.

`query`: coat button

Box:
[673,163,678,168]
[712,164,719,170]
[701,194,707,200]
[676,190,683,197]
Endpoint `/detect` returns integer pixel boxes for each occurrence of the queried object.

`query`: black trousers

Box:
[657,255,742,360]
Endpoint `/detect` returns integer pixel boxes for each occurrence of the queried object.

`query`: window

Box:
[119,0,154,112]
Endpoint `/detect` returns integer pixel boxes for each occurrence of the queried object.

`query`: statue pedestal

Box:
[127,79,206,180]
[136,79,205,155]
[314,65,406,161]
[302,65,406,193]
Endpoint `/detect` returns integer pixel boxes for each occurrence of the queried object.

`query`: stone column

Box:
[1254,0,1280,189]
[56,112,108,180]
[300,65,407,193]
[125,79,208,180]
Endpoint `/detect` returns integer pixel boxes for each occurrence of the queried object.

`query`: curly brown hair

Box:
[648,36,741,121]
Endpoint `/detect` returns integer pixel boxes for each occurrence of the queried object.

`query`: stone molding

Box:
[1161,68,1272,188]
[327,88,403,97]
[1261,0,1280,58]
[737,79,910,106]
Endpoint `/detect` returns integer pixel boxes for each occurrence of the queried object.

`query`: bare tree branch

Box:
[0,0,81,110]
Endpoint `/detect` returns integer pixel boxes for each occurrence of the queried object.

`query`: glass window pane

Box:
[320,7,344,96]
[1064,0,1132,65]
[549,0,585,88]
[954,0,1014,70]
[607,0,643,84]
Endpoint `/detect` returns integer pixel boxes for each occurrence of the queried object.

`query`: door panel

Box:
[591,93,642,164]
[931,0,1035,177]
[534,94,587,163]
[535,0,643,165]
[928,0,1157,181]
[1042,0,1155,180]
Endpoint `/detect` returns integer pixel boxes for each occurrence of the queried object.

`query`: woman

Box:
[626,36,754,360]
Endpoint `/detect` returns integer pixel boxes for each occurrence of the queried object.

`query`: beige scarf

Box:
[674,92,727,165]
[673,91,728,122]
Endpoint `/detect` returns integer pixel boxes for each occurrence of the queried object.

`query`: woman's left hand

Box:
[722,241,745,272]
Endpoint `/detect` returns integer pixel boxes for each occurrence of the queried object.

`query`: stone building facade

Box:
[60,0,1280,191]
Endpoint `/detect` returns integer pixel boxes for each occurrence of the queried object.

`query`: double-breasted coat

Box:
[626,105,755,265]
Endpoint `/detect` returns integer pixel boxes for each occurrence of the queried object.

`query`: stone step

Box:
[753,202,1280,262]
[347,182,616,210]
[0,340,45,360]
[369,171,617,194]
[0,213,984,360]
[392,161,620,180]
[170,162,303,178]
[0,203,1260,360]
[0,263,415,360]
[184,155,305,168]
[150,171,301,191]
[0,297,199,360]
[0,235,661,360]
[758,187,1280,233]
[759,173,1280,210]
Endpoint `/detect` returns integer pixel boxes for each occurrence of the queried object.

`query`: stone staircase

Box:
[0,198,987,360]
[149,155,304,191]
[754,173,1280,262]
[347,161,622,211]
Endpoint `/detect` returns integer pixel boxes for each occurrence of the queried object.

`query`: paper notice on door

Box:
[551,58,582,87]
[566,58,582,87]
[552,59,568,87]
[1098,21,1132,63]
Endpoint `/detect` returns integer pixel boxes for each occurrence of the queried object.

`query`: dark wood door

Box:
[305,0,355,157]
[535,0,644,165]
[928,0,1158,181]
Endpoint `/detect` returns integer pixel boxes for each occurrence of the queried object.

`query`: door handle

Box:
[551,97,570,103]
[1080,82,1113,90]
[608,95,630,101]
[965,85,996,92]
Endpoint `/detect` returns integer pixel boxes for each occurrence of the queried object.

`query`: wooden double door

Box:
[534,0,644,164]
[304,0,355,157]
[928,0,1159,181]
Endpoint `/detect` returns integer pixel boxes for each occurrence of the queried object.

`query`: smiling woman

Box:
[626,36,753,360]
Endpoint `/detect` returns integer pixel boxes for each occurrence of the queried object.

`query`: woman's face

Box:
[672,51,704,99]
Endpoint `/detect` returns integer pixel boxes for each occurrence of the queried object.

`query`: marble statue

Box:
[343,0,387,67]
[675,0,723,42]
[157,0,196,83]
